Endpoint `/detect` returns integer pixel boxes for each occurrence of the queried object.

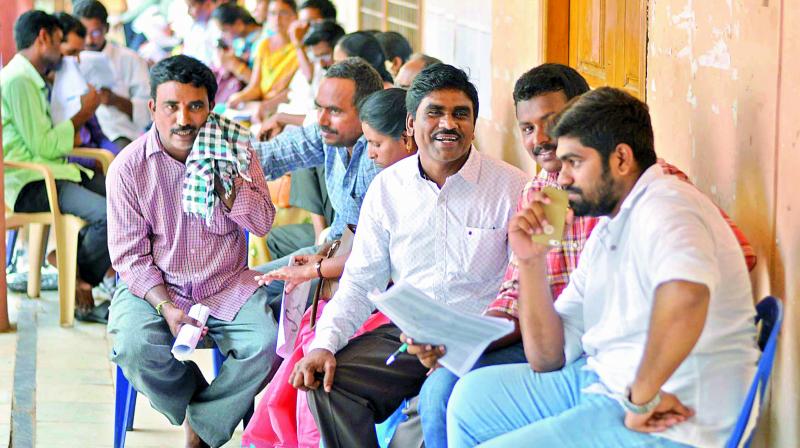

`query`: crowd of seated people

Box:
[2,1,765,448]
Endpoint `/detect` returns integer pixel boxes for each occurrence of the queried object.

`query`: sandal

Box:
[74,301,110,324]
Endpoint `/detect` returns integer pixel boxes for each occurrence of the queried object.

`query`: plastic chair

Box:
[114,345,255,448]
[4,148,114,326]
[725,296,783,448]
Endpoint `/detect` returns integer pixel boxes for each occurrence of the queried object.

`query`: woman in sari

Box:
[242,88,417,448]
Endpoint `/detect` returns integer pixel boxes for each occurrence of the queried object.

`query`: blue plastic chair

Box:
[114,346,254,448]
[725,296,783,448]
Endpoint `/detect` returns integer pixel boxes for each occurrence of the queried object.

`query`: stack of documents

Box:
[369,283,514,377]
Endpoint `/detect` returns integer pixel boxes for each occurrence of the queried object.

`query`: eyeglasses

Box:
[88,29,104,39]
[309,52,333,64]
[267,10,294,18]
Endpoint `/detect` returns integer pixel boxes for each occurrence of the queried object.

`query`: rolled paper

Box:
[171,304,211,361]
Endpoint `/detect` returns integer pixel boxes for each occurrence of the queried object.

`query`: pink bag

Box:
[242,302,391,448]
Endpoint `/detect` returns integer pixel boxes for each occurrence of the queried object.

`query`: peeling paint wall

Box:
[648,0,797,445]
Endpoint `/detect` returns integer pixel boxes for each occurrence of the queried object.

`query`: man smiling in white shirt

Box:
[447,87,759,448]
[289,63,527,448]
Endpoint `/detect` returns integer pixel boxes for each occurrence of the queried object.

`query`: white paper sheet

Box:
[276,256,312,357]
[50,56,88,124]
[78,51,116,89]
[369,282,514,377]
[171,303,211,361]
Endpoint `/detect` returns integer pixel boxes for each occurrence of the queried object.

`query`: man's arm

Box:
[252,124,326,180]
[106,160,166,299]
[220,148,276,237]
[127,53,155,132]
[6,78,74,159]
[629,280,709,405]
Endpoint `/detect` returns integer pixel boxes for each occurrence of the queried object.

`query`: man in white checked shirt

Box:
[289,63,528,448]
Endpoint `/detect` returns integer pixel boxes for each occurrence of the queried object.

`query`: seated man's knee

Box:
[418,369,456,417]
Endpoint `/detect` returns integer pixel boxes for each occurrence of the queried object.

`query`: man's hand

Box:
[290,348,337,392]
[80,85,102,115]
[214,175,237,210]
[288,20,310,46]
[624,392,694,433]
[258,116,285,141]
[254,254,324,292]
[508,191,573,264]
[400,333,445,370]
[160,303,208,338]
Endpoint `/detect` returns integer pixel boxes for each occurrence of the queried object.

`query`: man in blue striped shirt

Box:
[253,57,383,309]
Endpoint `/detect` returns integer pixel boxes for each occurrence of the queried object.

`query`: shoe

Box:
[74,301,110,324]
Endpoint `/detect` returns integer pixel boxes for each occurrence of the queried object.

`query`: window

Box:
[358,0,422,51]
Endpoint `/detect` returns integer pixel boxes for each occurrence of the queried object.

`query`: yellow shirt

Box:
[254,39,298,100]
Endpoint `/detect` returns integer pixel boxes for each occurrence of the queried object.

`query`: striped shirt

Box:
[107,128,275,321]
[253,124,381,240]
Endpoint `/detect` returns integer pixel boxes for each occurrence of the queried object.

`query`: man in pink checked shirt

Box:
[106,55,276,448]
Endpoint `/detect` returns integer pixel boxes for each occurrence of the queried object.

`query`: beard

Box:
[566,167,620,217]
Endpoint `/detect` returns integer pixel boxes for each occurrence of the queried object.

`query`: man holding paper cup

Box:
[290,63,528,448]
[106,55,277,448]
[446,88,759,448]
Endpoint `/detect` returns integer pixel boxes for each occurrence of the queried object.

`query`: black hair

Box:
[269,0,297,13]
[513,63,590,105]
[14,10,61,51]
[303,19,344,47]
[54,12,87,40]
[376,31,412,63]
[359,88,407,139]
[324,57,383,112]
[72,0,109,24]
[149,55,218,103]
[550,87,656,170]
[406,63,479,123]
[298,0,336,19]
[336,31,394,84]
[211,3,257,25]
[409,53,442,69]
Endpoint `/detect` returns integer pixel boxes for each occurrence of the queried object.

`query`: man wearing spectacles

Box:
[73,0,152,151]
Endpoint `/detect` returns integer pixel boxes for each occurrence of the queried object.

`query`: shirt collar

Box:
[414,146,481,184]
[602,163,665,247]
[11,54,46,90]
[145,127,167,158]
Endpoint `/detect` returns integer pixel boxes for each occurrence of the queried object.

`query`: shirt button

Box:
[610,245,617,250]
[572,242,579,249]
[190,249,196,255]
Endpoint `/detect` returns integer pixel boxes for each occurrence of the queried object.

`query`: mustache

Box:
[320,125,337,135]
[433,130,461,139]
[532,142,557,156]
[171,125,197,134]
[564,186,583,195]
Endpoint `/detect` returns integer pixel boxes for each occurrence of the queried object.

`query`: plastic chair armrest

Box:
[70,147,115,174]
[3,160,62,216]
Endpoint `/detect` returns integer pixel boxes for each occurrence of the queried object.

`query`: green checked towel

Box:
[182,112,253,224]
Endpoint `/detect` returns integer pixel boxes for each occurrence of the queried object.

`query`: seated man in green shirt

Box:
[2,10,110,320]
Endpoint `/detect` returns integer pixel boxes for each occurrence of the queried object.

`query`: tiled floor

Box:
[2,290,246,448]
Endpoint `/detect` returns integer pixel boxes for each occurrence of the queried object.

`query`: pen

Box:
[385,343,409,365]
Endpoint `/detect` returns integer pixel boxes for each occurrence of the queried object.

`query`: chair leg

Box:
[114,364,137,448]
[212,346,226,377]
[26,223,48,298]
[6,230,18,268]
[55,217,85,327]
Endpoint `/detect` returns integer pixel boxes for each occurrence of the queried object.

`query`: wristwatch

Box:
[620,385,661,415]
[314,259,324,279]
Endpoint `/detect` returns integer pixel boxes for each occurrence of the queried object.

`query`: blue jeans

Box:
[418,342,526,448]
[447,358,692,448]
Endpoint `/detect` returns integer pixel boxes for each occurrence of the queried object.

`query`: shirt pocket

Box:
[206,208,238,236]
[460,226,508,280]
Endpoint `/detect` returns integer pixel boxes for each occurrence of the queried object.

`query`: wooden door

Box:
[561,0,647,100]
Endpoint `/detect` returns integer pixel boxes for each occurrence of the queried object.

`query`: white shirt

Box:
[276,59,324,116]
[95,43,151,142]
[180,20,221,68]
[309,149,528,354]
[556,165,759,447]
